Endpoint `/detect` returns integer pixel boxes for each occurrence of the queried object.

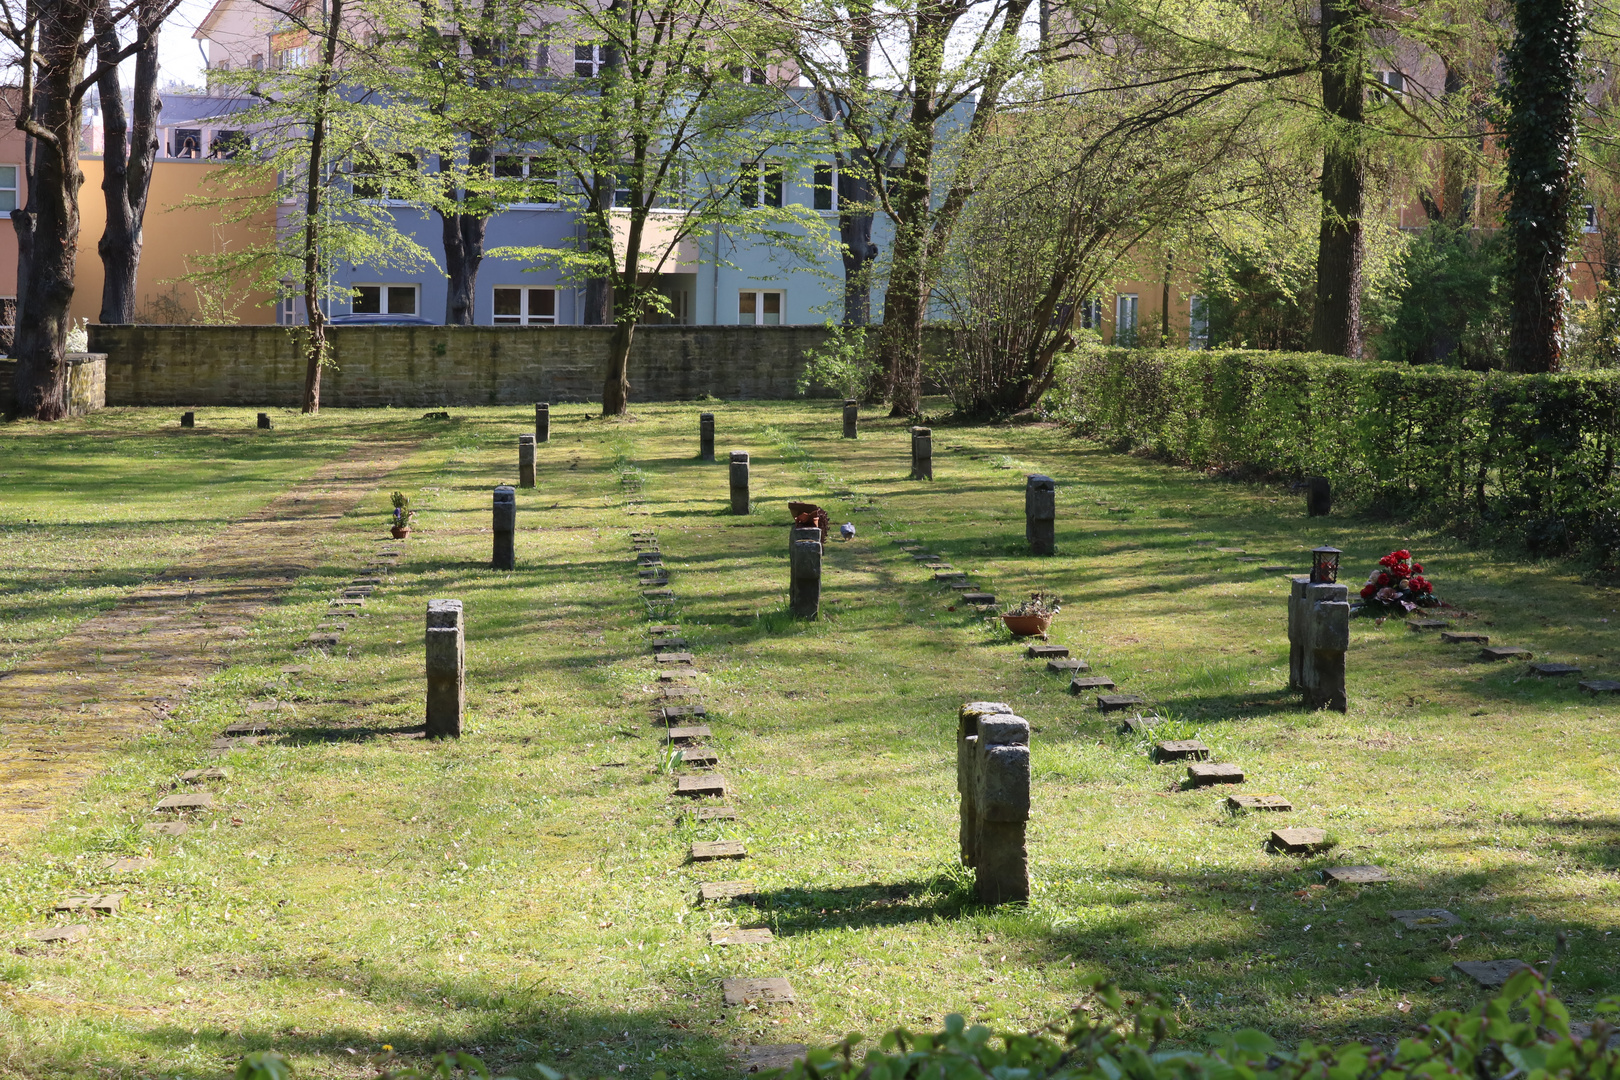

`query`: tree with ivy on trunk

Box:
[91,0,163,325]
[1309,0,1370,359]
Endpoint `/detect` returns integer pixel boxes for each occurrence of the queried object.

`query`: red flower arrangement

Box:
[1358,549,1438,612]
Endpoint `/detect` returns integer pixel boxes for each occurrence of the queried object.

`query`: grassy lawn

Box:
[0,400,1616,1079]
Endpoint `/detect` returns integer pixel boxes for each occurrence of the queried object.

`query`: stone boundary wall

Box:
[0,353,107,416]
[90,324,850,407]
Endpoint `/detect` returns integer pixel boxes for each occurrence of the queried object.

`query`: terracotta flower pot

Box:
[1001,613,1053,637]
[391,525,411,539]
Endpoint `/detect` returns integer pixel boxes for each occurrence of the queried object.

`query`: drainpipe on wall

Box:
[711,221,720,325]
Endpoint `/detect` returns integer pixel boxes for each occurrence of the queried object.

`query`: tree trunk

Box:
[94,0,161,325]
[13,5,96,421]
[839,165,876,326]
[440,152,489,325]
[1309,0,1365,358]
[878,217,928,417]
[1503,0,1583,373]
[299,0,345,413]
[602,318,633,414]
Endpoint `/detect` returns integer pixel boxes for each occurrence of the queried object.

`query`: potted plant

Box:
[1001,592,1061,637]
[390,491,416,539]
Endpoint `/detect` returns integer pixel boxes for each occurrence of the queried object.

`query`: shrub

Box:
[1370,221,1509,368]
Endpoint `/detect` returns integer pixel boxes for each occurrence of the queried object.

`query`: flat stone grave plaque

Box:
[666,725,711,744]
[691,840,746,861]
[637,573,668,584]
[329,598,364,607]
[105,857,154,874]
[1390,908,1461,929]
[925,563,953,571]
[642,589,675,600]
[351,577,382,586]
[660,705,707,721]
[1098,693,1146,712]
[1188,762,1245,786]
[1323,865,1393,884]
[1261,565,1292,572]
[1228,793,1291,811]
[54,893,123,914]
[1580,679,1620,694]
[325,610,358,619]
[658,668,699,681]
[179,767,230,783]
[1216,547,1244,553]
[1268,827,1327,854]
[343,586,375,597]
[950,583,978,591]
[741,1045,807,1073]
[1154,740,1209,762]
[1408,620,1448,631]
[934,571,967,582]
[156,793,215,812]
[1120,713,1159,734]
[143,821,189,837]
[680,749,719,767]
[655,652,695,665]
[695,806,737,821]
[1480,646,1532,661]
[1454,959,1529,988]
[699,880,755,901]
[1027,644,1069,659]
[722,977,795,1006]
[675,774,726,798]
[1069,676,1116,692]
[911,553,942,561]
[305,633,341,648]
[652,637,689,650]
[27,924,89,943]
[658,686,695,699]
[222,721,270,736]
[962,592,995,604]
[1530,662,1581,676]
[1234,556,1261,563]
[637,552,663,563]
[280,666,311,675]
[1048,659,1089,673]
[1442,631,1488,644]
[647,624,680,635]
[711,927,774,945]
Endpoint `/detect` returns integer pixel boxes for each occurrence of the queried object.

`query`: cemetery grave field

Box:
[0,401,1616,1079]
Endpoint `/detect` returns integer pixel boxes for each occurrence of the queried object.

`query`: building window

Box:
[352,284,419,316]
[277,295,298,325]
[495,154,560,205]
[575,43,603,77]
[210,130,244,159]
[352,152,418,201]
[1189,295,1209,349]
[1375,69,1404,94]
[739,290,782,326]
[813,163,835,211]
[251,52,265,70]
[1585,204,1599,233]
[275,46,308,69]
[492,287,556,324]
[0,165,19,212]
[1114,293,1138,345]
[174,128,202,158]
[739,162,782,208]
[1078,296,1102,330]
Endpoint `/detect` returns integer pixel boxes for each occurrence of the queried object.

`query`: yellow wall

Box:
[73,158,277,325]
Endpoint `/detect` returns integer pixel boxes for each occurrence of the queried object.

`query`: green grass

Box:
[0,401,1617,1079]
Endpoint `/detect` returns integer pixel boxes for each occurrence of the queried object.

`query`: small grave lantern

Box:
[1309,545,1341,585]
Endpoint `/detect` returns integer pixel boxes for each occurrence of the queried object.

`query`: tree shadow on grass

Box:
[743,874,977,936]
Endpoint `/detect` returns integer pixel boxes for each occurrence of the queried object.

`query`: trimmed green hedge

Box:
[1044,348,1620,556]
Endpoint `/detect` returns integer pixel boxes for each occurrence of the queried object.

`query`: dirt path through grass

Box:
[0,437,420,848]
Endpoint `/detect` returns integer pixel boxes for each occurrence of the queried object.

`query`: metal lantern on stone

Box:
[1309,545,1341,584]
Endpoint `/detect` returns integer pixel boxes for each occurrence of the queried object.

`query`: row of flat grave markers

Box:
[626,529,800,1033]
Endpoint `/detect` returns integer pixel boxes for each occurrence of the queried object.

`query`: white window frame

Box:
[495,153,561,208]
[1188,294,1209,349]
[1114,293,1139,345]
[492,286,557,325]
[1375,69,1405,94]
[0,165,19,213]
[277,295,298,325]
[1585,204,1599,233]
[812,162,836,212]
[574,43,603,77]
[352,283,420,316]
[739,289,784,326]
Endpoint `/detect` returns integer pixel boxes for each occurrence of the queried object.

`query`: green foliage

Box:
[1566,286,1620,369]
[1046,347,1620,558]
[236,1052,294,1080]
[797,324,877,399]
[1370,222,1510,368]
[1195,238,1315,352]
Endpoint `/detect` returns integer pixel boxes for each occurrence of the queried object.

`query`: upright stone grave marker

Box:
[956,701,1029,903]
[910,426,933,480]
[1288,577,1349,712]
[518,435,536,488]
[700,412,715,460]
[535,402,550,443]
[1026,474,1056,555]
[257,412,272,430]
[843,399,858,439]
[729,451,750,514]
[425,599,465,739]
[1306,477,1332,517]
[790,536,821,619]
[180,411,194,428]
[492,485,516,570]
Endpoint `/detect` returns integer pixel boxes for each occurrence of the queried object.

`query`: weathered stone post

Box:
[1306,476,1332,517]
[789,524,822,553]
[910,426,932,480]
[843,399,858,439]
[492,485,516,570]
[700,413,715,461]
[180,411,194,428]
[790,538,822,618]
[535,402,550,443]
[425,599,465,739]
[956,701,1029,903]
[518,435,536,488]
[257,412,272,430]
[1026,474,1056,555]
[729,451,750,515]
[1287,578,1350,711]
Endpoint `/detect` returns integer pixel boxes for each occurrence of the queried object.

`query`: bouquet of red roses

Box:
[1358,549,1437,612]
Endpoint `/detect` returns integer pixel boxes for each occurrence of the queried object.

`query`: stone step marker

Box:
[658,686,696,699]
[1530,662,1581,676]
[843,399,858,439]
[935,571,967,583]
[1579,679,1620,694]
[329,598,364,608]
[1408,620,1447,632]
[910,426,933,480]
[637,551,663,564]
[659,668,699,682]
[1098,693,1146,712]
[105,856,154,874]
[926,562,953,571]
[722,977,795,1006]
[711,927,773,945]
[638,574,669,586]
[676,774,727,798]
[729,451,750,514]
[655,651,695,665]
[518,435,537,488]
[1268,827,1327,854]
[691,840,746,861]
[1154,740,1209,763]
[143,821,189,837]
[1026,475,1056,555]
[1188,762,1244,786]
[155,793,215,812]
[1454,959,1529,988]
[178,767,230,784]
[910,552,942,562]
[180,411,195,428]
[1069,675,1115,693]
[425,599,466,740]
[1391,908,1461,929]
[666,725,711,744]
[54,893,123,914]
[643,588,675,600]
[950,582,980,592]
[962,592,995,605]
[694,806,736,821]
[222,720,270,736]
[535,402,550,443]
[790,536,822,619]
[1027,644,1068,659]
[1481,646,1532,661]
[351,576,383,586]
[1120,713,1159,735]
[1442,631,1488,644]
[492,485,516,570]
[257,412,272,429]
[699,881,755,902]
[647,623,679,635]
[660,705,707,721]
[305,632,341,650]
[1323,865,1393,884]
[652,636,688,650]
[1049,659,1090,674]
[956,701,1030,904]
[208,737,260,755]
[680,748,719,767]
[1228,793,1292,811]
[27,924,89,943]
[1289,577,1349,712]
[700,412,716,460]
[1234,556,1261,563]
